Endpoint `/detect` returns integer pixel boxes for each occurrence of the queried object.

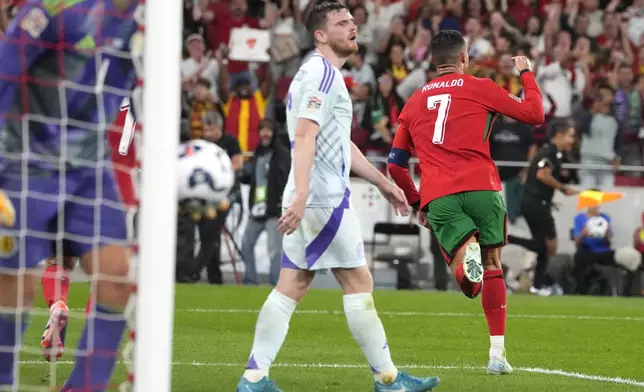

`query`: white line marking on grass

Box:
[19,361,644,387]
[49,308,642,322]
[175,308,644,322]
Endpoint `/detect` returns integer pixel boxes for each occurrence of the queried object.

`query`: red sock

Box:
[455,263,482,299]
[42,263,70,308]
[85,297,93,316]
[482,269,507,336]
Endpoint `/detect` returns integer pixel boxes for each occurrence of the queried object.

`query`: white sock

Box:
[343,293,398,384]
[243,290,297,382]
[490,335,505,359]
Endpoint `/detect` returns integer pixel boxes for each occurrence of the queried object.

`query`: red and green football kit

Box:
[388,70,544,258]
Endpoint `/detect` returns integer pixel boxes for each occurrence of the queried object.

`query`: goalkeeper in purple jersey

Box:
[0,0,140,389]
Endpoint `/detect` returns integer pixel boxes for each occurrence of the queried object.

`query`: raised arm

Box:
[477,58,545,125]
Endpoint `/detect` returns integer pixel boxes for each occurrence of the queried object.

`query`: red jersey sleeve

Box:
[476,71,545,125]
[388,116,421,210]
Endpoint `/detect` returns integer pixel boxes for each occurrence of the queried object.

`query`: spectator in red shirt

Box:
[508,0,535,31]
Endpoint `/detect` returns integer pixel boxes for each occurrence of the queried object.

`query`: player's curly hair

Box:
[430,29,466,68]
[305,1,349,39]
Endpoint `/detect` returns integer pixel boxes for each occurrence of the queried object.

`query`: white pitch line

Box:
[174,308,644,322]
[48,308,642,322]
[18,360,644,388]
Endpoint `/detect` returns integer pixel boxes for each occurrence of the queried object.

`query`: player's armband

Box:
[537,157,553,169]
[388,148,411,167]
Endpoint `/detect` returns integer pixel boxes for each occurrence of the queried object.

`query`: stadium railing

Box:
[240,152,644,173]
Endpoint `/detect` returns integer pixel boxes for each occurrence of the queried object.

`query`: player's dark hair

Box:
[549,118,574,139]
[305,1,349,39]
[430,30,466,67]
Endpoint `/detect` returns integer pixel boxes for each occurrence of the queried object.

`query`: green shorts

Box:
[427,190,507,262]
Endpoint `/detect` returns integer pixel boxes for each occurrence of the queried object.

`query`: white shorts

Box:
[281,199,366,271]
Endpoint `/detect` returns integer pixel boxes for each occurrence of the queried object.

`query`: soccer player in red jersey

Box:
[387,30,544,375]
[40,98,138,362]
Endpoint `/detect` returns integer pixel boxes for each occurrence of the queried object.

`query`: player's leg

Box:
[480,247,512,373]
[463,190,513,375]
[0,177,58,386]
[331,208,439,391]
[238,268,314,391]
[41,257,74,308]
[40,255,77,362]
[525,206,557,294]
[427,194,483,299]
[61,168,131,391]
[237,222,315,392]
[333,266,440,392]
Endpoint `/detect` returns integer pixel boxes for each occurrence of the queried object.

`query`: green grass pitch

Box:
[16,284,644,391]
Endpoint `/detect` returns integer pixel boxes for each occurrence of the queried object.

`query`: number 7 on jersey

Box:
[427,94,451,145]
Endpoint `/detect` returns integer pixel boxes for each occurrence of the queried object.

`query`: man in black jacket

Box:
[176,111,242,284]
[239,119,291,285]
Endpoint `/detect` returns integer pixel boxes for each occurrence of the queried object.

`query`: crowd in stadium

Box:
[179,0,643,161]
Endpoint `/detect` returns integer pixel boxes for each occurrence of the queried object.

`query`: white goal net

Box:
[0,0,179,391]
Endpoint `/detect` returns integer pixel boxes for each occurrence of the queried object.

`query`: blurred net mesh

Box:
[0,1,145,390]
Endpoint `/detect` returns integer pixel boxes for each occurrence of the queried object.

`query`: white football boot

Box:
[41,300,69,362]
[487,352,514,375]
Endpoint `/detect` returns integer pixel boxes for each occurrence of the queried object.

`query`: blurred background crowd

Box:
[175,0,644,171]
[2,0,642,295]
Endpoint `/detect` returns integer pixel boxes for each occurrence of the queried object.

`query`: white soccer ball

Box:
[585,216,609,238]
[177,140,235,203]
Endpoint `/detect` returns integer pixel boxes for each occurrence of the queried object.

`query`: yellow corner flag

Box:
[577,190,624,211]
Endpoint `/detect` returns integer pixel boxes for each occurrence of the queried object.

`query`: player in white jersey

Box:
[236,3,440,392]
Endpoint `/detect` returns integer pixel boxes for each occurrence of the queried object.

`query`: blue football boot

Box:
[236,376,284,392]
[374,371,440,392]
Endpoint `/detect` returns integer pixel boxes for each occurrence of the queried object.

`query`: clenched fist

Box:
[512,56,532,73]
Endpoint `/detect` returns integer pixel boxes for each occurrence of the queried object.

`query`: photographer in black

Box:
[507,120,578,296]
[176,111,243,284]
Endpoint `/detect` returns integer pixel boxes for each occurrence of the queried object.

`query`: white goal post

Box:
[134,0,181,390]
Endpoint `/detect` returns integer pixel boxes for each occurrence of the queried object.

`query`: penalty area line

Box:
[18,360,644,388]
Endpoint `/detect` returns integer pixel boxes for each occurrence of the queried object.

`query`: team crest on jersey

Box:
[0,235,17,258]
[307,96,322,110]
[508,94,522,103]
